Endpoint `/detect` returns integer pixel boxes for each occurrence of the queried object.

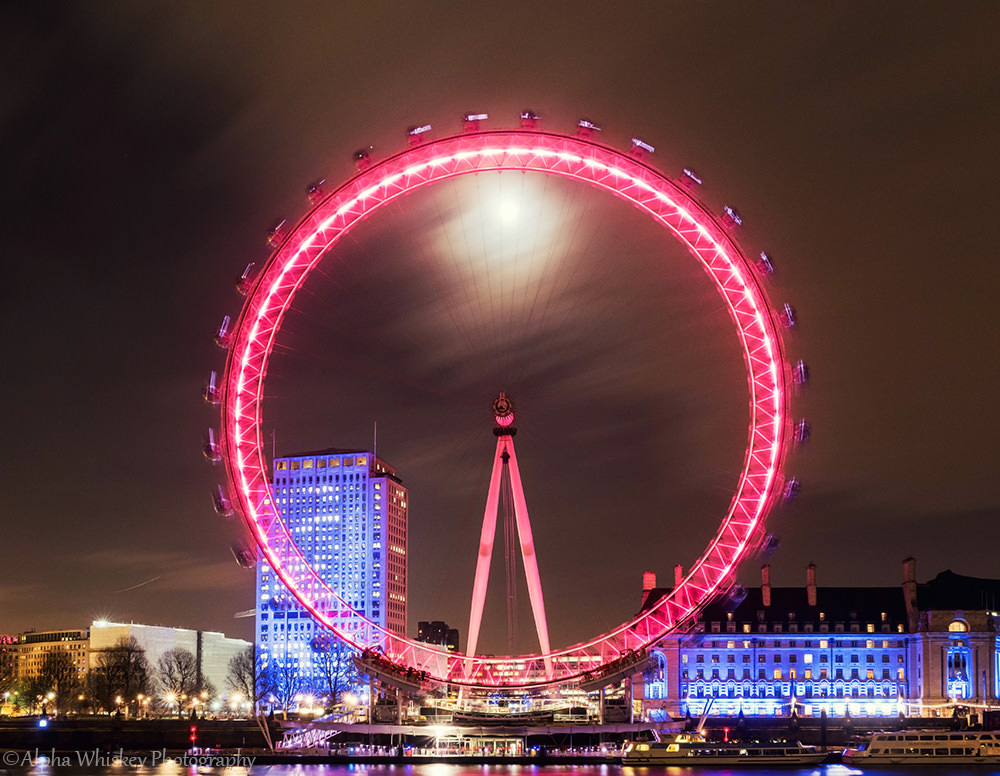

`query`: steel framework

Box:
[466,400,552,671]
[215,127,790,689]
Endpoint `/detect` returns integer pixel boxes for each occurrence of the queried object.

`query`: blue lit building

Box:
[255,448,408,704]
[638,559,1000,719]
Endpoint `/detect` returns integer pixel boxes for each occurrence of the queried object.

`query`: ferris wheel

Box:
[204,111,806,690]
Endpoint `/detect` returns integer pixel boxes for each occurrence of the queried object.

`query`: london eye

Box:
[204,112,803,690]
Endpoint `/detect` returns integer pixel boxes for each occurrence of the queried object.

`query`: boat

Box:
[622,732,827,765]
[843,730,1000,765]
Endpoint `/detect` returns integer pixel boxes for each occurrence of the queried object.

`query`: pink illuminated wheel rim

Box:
[218,129,789,689]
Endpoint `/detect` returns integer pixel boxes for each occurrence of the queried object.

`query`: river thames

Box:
[4,760,1000,776]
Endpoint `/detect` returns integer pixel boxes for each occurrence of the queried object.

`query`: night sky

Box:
[4,2,998,656]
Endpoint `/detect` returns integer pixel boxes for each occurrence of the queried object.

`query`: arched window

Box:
[948,620,969,632]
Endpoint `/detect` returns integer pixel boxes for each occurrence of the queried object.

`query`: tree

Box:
[311,634,359,709]
[0,639,16,698]
[156,649,199,715]
[263,658,302,717]
[36,649,82,712]
[226,646,267,714]
[88,637,151,714]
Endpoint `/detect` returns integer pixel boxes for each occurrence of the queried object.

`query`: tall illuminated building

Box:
[255,448,408,698]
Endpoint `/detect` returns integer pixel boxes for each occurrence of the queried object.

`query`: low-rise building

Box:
[89,621,250,694]
[14,628,90,680]
[637,559,1000,719]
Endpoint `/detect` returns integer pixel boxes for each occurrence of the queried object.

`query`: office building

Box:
[417,620,460,652]
[256,448,408,698]
[12,628,90,680]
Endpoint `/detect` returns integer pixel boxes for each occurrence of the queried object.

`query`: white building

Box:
[89,620,250,694]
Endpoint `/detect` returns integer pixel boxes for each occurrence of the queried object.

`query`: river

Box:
[4,756,1000,776]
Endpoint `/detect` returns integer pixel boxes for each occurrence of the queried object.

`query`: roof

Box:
[918,570,1000,611]
[642,586,907,626]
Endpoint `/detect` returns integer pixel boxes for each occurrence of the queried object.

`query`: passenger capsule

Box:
[779,303,797,328]
[462,112,488,131]
[203,370,220,404]
[681,168,703,187]
[519,110,540,128]
[792,359,810,386]
[722,205,743,228]
[406,125,432,145]
[755,251,775,276]
[212,483,235,516]
[353,148,373,171]
[783,477,801,501]
[230,541,256,568]
[761,533,781,556]
[723,584,748,608]
[630,137,655,158]
[236,263,256,296]
[214,315,232,349]
[203,428,222,463]
[306,179,325,205]
[793,418,812,444]
[266,220,287,249]
[576,118,602,139]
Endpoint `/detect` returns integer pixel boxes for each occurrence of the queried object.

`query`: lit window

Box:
[948,620,968,633]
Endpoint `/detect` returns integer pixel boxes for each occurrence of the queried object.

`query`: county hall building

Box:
[638,558,1000,720]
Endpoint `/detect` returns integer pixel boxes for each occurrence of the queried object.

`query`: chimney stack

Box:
[674,564,684,588]
[761,564,771,607]
[902,557,918,632]
[806,563,817,607]
[641,571,657,606]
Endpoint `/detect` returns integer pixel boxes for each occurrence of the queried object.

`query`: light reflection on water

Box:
[7,763,1000,776]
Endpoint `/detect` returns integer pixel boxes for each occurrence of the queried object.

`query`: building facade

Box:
[638,559,1000,719]
[88,621,250,694]
[13,629,91,681]
[417,621,460,652]
[256,448,408,701]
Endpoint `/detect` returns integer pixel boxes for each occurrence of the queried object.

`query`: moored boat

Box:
[843,730,1000,765]
[622,732,826,765]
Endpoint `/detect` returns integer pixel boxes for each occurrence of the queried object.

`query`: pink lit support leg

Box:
[505,437,553,676]
[465,436,506,661]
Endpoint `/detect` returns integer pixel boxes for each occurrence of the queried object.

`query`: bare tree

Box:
[0,639,16,698]
[88,637,151,714]
[226,646,267,713]
[36,650,82,712]
[265,659,302,717]
[156,648,199,715]
[311,634,358,708]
